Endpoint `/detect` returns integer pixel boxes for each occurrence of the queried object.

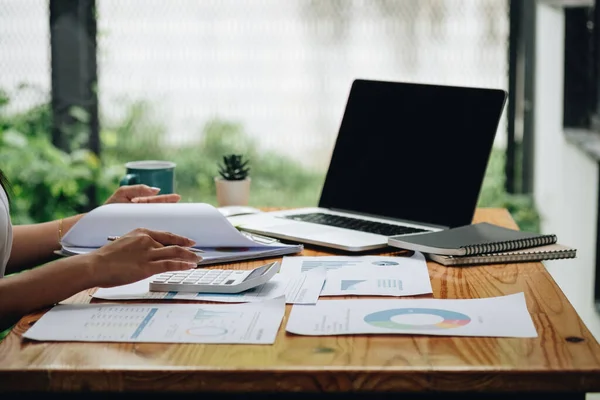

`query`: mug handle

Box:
[120,174,139,186]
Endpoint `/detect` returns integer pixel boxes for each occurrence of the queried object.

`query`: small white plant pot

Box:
[215,177,251,206]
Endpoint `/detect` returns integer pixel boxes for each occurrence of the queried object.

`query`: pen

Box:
[240,230,279,244]
[106,236,204,253]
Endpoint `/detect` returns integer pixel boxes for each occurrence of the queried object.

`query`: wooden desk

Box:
[0,208,599,398]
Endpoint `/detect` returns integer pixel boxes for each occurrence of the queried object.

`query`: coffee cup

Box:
[119,160,176,194]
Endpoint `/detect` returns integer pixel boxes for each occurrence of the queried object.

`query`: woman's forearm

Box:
[6,214,85,274]
[0,254,96,330]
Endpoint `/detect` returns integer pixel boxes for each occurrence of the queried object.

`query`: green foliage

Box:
[477,148,541,232]
[0,88,107,224]
[0,88,539,232]
[218,154,250,181]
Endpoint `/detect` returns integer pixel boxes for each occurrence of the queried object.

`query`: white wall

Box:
[533,1,600,348]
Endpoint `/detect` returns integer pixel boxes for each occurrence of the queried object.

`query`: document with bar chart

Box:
[321,273,430,297]
[280,253,432,297]
[23,297,285,344]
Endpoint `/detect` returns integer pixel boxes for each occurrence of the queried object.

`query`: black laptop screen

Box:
[318,79,507,229]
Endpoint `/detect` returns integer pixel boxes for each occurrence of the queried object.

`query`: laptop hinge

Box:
[328,208,448,230]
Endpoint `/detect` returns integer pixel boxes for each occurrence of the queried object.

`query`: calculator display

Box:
[243,263,273,281]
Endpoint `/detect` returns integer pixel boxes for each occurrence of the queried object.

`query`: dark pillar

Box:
[521,0,536,194]
[595,168,600,313]
[507,0,536,195]
[506,0,520,194]
[50,0,99,208]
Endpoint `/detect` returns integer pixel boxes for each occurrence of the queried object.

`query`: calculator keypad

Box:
[152,269,245,286]
[148,261,279,294]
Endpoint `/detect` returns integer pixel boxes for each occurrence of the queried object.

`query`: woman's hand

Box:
[86,228,201,288]
[104,184,181,204]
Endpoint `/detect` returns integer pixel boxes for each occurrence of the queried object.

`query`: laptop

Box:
[235,79,508,252]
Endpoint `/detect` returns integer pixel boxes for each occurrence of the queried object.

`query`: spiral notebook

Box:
[426,243,576,266]
[387,222,557,256]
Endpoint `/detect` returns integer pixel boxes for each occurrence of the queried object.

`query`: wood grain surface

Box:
[0,208,599,394]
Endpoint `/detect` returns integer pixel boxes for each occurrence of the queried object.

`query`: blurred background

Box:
[1,0,523,223]
[1,1,600,387]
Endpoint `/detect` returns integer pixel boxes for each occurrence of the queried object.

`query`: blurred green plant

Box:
[477,148,541,232]
[101,102,324,207]
[1,87,539,232]
[0,88,105,224]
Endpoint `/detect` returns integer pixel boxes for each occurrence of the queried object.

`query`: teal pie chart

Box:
[363,308,471,330]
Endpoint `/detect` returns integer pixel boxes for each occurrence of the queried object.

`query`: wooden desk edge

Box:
[0,369,599,393]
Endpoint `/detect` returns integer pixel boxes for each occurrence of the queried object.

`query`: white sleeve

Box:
[0,186,13,278]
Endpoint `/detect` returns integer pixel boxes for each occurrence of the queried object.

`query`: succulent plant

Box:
[217,154,250,181]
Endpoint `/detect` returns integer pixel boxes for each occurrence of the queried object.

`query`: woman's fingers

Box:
[138,229,195,247]
[132,194,181,203]
[149,259,198,273]
[150,245,201,263]
[119,184,161,199]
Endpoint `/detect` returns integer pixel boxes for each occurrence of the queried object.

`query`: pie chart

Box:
[363,308,471,330]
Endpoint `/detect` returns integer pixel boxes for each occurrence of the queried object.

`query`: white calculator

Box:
[149,261,280,294]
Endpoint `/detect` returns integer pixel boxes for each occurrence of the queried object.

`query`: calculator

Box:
[148,261,280,294]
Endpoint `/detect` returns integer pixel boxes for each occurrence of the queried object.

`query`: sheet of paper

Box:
[280,253,426,274]
[322,266,432,297]
[280,253,432,297]
[93,267,326,305]
[190,267,325,304]
[62,243,302,266]
[24,297,285,344]
[279,267,326,304]
[286,292,537,338]
[191,245,299,264]
[61,203,265,248]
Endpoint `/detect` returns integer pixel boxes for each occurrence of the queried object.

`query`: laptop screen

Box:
[319,79,507,229]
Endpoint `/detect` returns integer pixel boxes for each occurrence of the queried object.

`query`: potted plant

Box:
[215,154,251,206]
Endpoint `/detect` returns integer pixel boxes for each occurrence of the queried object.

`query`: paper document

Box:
[93,267,326,305]
[58,203,302,265]
[286,293,537,338]
[280,253,426,274]
[280,253,432,297]
[62,203,263,248]
[322,267,432,297]
[279,267,326,304]
[24,297,285,344]
[183,267,325,304]
[61,243,302,267]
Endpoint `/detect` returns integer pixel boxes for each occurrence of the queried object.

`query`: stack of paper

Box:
[57,203,303,266]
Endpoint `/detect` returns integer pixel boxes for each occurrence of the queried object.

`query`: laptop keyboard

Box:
[283,213,429,236]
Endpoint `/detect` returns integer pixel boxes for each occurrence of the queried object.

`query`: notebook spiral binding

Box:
[460,234,558,256]
[438,247,576,266]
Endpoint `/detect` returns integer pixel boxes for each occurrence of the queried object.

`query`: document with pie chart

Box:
[286,292,537,338]
[23,296,285,344]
